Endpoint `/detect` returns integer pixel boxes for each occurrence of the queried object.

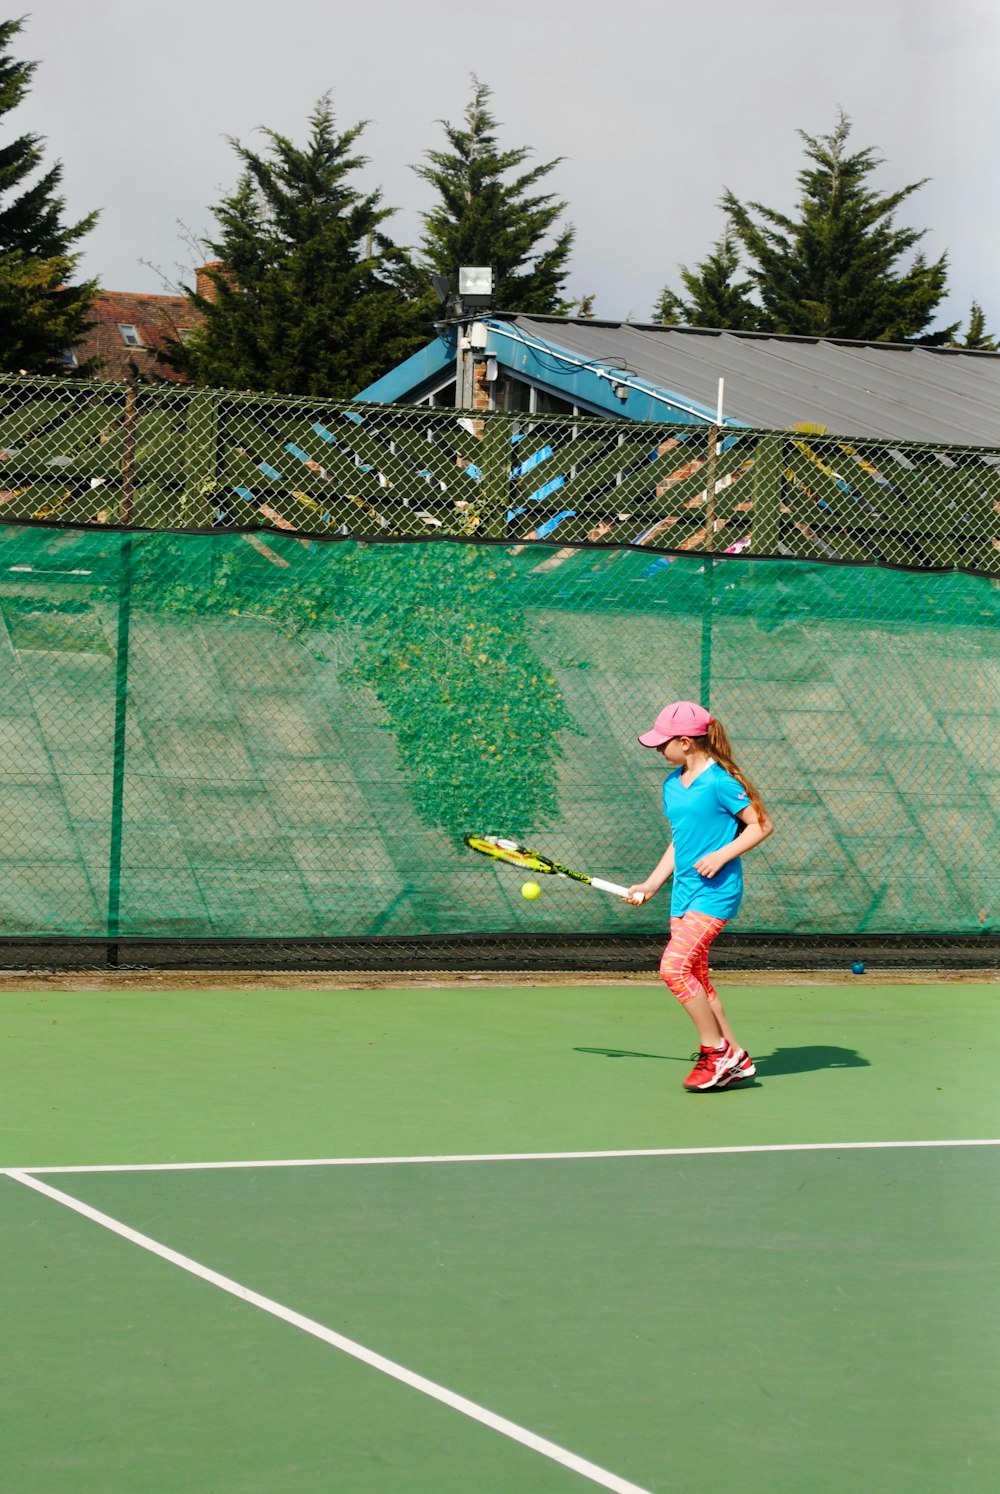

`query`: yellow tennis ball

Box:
[521,880,542,901]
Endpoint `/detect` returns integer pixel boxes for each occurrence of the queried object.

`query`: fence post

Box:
[703,425,719,550]
[698,425,724,704]
[106,533,133,967]
[182,388,219,524]
[750,434,783,553]
[479,413,512,538]
[122,379,137,525]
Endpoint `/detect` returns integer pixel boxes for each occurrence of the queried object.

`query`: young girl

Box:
[627,701,773,1092]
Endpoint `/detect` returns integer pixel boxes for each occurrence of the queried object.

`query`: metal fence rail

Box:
[2,375,999,571]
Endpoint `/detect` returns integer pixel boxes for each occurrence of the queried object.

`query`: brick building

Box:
[69,266,219,382]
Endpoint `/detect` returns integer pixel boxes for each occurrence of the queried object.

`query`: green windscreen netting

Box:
[0,520,997,956]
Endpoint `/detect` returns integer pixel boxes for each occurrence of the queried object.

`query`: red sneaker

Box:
[683,1043,736,1091]
[716,1048,757,1088]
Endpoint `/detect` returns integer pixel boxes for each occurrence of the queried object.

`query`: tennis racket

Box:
[464,834,629,899]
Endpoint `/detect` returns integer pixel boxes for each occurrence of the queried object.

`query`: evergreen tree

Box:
[0,17,98,373]
[653,225,758,328]
[414,77,574,314]
[723,112,951,342]
[950,300,997,351]
[656,114,974,344]
[173,97,432,397]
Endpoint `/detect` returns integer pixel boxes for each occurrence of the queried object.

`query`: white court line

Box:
[8,1137,1000,1175]
[7,1169,653,1494]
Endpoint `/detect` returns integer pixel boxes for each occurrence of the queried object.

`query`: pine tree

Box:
[950,300,997,351]
[414,77,574,315]
[655,114,975,343]
[173,97,432,397]
[722,112,952,342]
[653,225,758,328]
[0,17,98,373]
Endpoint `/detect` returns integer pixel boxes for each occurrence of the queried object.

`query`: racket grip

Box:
[589,877,630,898]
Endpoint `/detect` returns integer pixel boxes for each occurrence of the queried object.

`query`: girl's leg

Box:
[660,912,729,1047]
[691,941,736,1046]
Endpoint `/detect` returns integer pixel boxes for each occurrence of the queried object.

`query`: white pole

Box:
[716,377,725,426]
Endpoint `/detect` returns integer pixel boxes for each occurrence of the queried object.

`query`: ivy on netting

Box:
[125,532,580,843]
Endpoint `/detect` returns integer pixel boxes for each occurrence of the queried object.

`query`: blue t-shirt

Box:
[662,762,750,919]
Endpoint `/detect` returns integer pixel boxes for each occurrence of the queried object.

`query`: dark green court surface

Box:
[2,981,998,1492]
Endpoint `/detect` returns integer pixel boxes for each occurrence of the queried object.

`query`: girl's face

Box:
[657,735,692,766]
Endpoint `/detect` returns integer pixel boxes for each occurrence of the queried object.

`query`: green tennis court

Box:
[2,977,998,1492]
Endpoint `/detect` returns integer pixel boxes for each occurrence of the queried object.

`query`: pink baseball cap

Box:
[637,700,712,747]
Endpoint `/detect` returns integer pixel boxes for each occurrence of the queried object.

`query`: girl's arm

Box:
[693,806,774,880]
[626,841,675,905]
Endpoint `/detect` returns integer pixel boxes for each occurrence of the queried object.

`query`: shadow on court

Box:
[755,1045,870,1075]
[574,1045,869,1076]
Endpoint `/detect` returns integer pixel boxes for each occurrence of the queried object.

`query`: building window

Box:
[533,388,575,416]
[499,375,532,413]
[178,328,195,345]
[117,324,143,347]
[59,349,79,368]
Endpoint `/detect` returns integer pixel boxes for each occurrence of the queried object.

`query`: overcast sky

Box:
[12,0,1000,335]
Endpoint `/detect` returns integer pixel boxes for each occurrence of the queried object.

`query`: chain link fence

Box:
[2,375,999,570]
[1,377,998,970]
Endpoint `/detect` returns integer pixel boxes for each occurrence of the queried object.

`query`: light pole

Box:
[452,266,495,410]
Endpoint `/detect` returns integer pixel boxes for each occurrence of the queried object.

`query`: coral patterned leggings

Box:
[659,910,729,1004]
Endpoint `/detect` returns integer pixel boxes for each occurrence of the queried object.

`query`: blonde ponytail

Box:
[702,718,768,826]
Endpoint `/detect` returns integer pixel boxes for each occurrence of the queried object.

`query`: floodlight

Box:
[458,266,494,308]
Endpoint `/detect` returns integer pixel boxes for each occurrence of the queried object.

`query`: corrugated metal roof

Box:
[508,318,1000,446]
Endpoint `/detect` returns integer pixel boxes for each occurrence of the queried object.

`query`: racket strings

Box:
[464,836,553,875]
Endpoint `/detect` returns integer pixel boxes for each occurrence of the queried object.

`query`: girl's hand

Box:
[694,850,728,880]
[626,883,655,906]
